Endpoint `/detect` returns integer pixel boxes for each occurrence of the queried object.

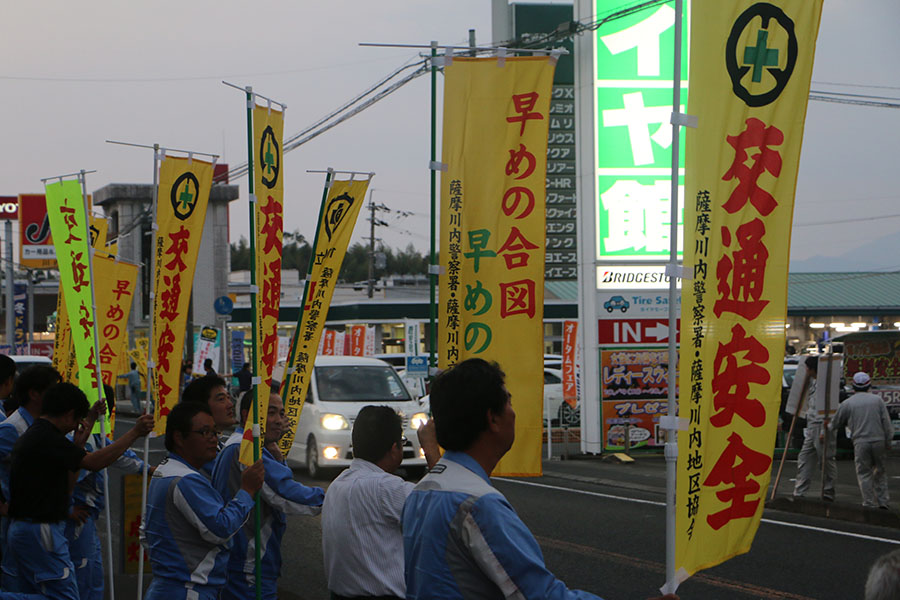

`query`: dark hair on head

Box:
[805,355,819,372]
[430,358,507,451]
[352,406,402,463]
[0,355,15,385]
[41,382,90,420]
[239,389,254,419]
[242,363,250,370]
[203,358,213,368]
[9,365,62,414]
[165,402,212,452]
[181,375,227,407]
[131,362,137,370]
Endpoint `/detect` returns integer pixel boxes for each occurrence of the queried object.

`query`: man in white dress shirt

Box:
[322,405,439,600]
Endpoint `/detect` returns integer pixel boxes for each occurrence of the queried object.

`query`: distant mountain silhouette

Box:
[791,231,900,272]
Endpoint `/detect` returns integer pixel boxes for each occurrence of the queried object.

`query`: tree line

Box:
[230,231,429,282]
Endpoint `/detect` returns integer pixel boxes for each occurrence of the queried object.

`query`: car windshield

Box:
[315,365,412,402]
[784,365,798,387]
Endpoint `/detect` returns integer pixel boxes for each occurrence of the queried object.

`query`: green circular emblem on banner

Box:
[725,3,797,107]
[171,172,201,221]
[259,125,280,189]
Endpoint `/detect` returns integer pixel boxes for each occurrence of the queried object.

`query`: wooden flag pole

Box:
[80,170,116,600]
[770,410,800,501]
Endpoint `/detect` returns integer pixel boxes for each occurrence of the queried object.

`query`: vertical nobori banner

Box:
[280,177,370,455]
[93,255,138,389]
[241,104,285,466]
[152,156,214,434]
[438,56,555,476]
[44,180,100,400]
[676,0,823,581]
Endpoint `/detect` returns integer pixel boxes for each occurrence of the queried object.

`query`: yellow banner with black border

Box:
[676,0,822,583]
[438,56,555,476]
[280,177,370,455]
[151,156,214,435]
[241,104,285,466]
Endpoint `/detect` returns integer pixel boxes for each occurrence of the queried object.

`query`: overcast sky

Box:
[1,0,897,265]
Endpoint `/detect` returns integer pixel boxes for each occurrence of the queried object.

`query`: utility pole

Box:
[365,190,390,299]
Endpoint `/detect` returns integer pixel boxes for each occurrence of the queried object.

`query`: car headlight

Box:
[321,414,350,430]
[410,412,429,430]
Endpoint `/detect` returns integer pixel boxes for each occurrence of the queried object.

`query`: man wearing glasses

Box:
[142,402,264,600]
[213,390,324,600]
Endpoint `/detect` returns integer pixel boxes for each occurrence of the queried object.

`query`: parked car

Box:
[603,295,630,313]
[544,368,580,426]
[8,355,53,373]
[285,356,429,479]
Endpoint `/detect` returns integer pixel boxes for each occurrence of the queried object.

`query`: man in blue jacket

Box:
[402,359,676,600]
[142,402,264,600]
[212,389,324,600]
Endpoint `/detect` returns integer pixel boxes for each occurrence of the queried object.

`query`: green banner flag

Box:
[45,180,103,409]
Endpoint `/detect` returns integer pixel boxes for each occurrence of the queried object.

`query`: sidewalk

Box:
[538,446,900,529]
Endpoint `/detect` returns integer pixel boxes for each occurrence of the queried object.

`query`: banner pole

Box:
[663,0,684,595]
[243,86,264,600]
[80,171,116,600]
[428,41,438,379]
[137,144,160,600]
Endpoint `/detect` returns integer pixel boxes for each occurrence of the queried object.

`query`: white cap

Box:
[852,372,871,387]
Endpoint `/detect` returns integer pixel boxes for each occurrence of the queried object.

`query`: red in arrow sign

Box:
[598,319,681,345]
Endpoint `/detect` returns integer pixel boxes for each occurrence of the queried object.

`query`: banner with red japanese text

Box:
[44,180,100,404]
[93,255,137,389]
[600,348,673,450]
[240,104,285,466]
[151,156,214,434]
[438,56,554,476]
[676,0,822,582]
[93,255,137,434]
[280,177,370,454]
[53,217,109,384]
[562,320,579,409]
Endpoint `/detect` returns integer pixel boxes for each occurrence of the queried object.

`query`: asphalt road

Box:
[104,418,900,599]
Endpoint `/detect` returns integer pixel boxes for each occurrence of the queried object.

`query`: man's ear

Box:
[487,409,501,433]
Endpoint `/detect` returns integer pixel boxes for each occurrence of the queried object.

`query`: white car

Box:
[286,356,429,479]
[9,355,53,372]
[544,368,580,426]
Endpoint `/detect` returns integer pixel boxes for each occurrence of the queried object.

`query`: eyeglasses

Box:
[190,428,221,440]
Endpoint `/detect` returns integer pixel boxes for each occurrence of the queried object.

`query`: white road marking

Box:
[494,477,900,546]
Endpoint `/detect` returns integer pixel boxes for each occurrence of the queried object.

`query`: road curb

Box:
[766,496,900,528]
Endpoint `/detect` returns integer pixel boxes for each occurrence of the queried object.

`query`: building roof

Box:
[786,272,900,315]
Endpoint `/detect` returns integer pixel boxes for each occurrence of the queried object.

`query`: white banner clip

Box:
[428,264,444,275]
[429,161,447,172]
[187,152,193,167]
[496,48,507,68]
[252,424,261,437]
[670,112,698,129]
[665,263,692,280]
[249,193,257,204]
[248,284,259,294]
[659,416,688,431]
[251,376,262,385]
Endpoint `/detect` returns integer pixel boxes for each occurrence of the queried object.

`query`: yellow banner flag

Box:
[88,215,108,249]
[45,180,100,402]
[152,156,214,434]
[93,255,138,389]
[52,288,76,382]
[241,104,285,466]
[280,176,370,455]
[438,56,555,476]
[676,0,822,582]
